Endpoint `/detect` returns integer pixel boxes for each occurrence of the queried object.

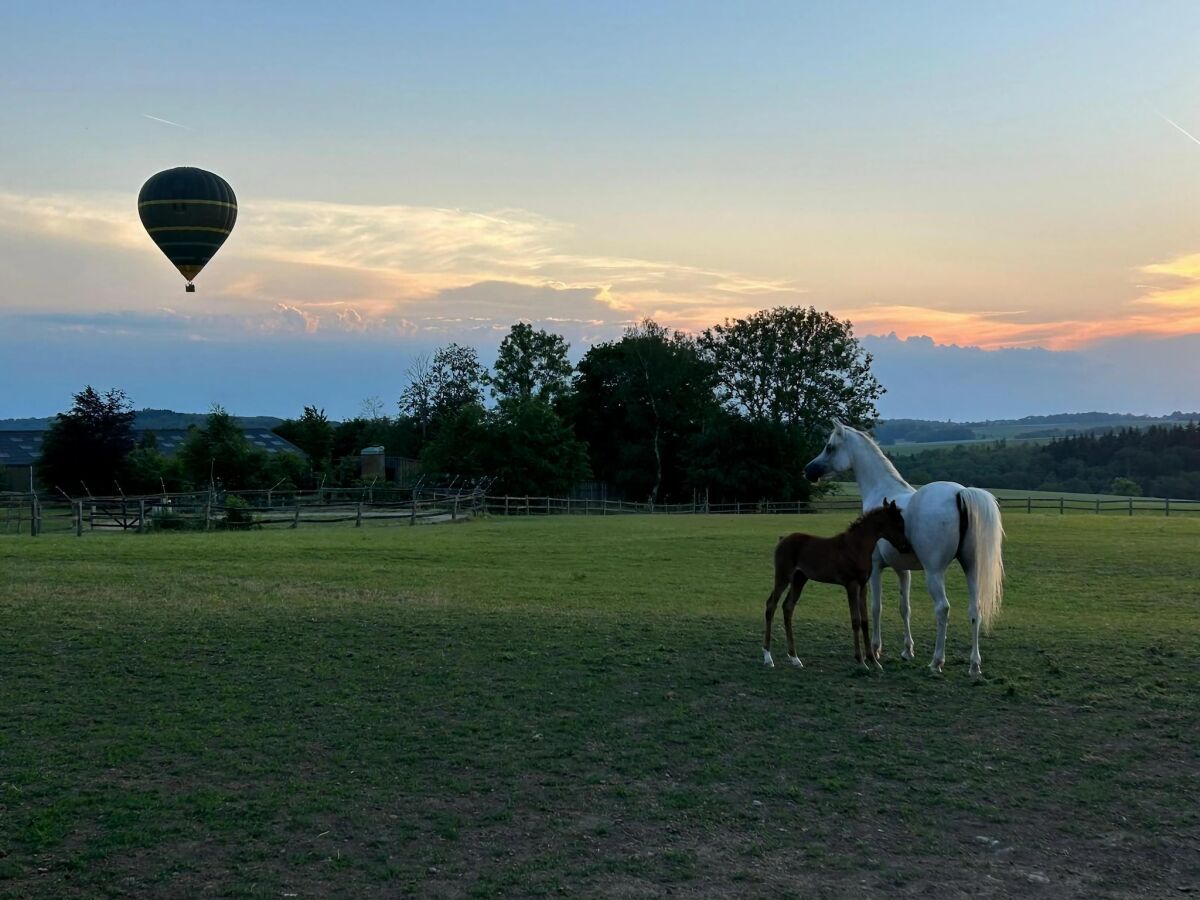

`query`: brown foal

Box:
[763,500,910,670]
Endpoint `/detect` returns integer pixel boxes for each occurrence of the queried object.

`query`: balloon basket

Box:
[185,283,195,293]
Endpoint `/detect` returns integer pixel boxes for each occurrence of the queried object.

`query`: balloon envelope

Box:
[138,167,237,288]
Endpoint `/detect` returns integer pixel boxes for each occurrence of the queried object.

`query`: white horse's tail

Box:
[959,487,1005,633]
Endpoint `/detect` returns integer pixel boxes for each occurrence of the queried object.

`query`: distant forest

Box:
[874,412,1200,445]
[896,425,1200,499]
[0,409,283,431]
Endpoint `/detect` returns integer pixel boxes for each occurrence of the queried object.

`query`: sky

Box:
[1,0,1197,421]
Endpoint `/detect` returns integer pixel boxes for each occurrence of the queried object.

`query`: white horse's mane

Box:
[840,423,911,488]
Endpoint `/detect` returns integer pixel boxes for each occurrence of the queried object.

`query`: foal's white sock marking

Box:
[763,649,775,667]
[787,654,804,668]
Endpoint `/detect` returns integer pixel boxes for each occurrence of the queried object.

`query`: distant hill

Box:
[876,411,1199,447]
[0,408,285,431]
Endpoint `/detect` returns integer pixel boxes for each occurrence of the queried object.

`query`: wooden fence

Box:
[3,488,1198,537]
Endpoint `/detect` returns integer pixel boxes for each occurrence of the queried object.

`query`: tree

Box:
[123,431,187,494]
[37,386,136,495]
[573,320,719,503]
[177,405,304,490]
[419,403,492,480]
[430,343,487,417]
[1109,476,1142,497]
[399,344,487,439]
[399,353,436,439]
[491,399,590,495]
[699,306,883,433]
[491,323,574,406]
[274,406,335,472]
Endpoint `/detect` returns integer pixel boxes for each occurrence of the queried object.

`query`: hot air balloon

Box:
[138,167,237,292]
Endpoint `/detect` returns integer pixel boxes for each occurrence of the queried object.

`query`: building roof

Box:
[0,428,304,467]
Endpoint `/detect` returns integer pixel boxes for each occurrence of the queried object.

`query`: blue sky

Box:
[2,1,1198,419]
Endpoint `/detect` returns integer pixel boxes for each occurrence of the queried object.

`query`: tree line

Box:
[898,424,1200,499]
[30,307,884,501]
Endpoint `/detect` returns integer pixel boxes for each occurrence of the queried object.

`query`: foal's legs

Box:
[782,574,807,668]
[858,584,880,671]
[926,569,951,673]
[762,577,789,667]
[846,581,869,668]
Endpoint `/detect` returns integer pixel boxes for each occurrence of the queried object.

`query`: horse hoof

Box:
[929,660,944,674]
[872,659,883,673]
[763,651,775,668]
[788,655,804,669]
[901,648,915,661]
[969,663,983,679]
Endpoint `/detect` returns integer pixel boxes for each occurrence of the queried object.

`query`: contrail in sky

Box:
[1159,113,1200,147]
[142,113,192,130]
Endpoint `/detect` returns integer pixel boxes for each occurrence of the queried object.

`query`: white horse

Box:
[801,421,1005,676]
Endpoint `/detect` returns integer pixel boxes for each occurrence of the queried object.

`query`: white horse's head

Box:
[804,420,857,482]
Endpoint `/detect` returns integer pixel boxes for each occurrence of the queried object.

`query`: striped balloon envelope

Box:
[137,167,237,292]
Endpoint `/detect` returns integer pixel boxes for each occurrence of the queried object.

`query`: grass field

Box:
[2,515,1198,897]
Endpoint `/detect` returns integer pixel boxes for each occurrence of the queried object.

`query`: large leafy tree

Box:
[490,399,590,495]
[699,306,883,432]
[400,344,488,439]
[491,323,573,406]
[37,386,136,495]
[573,320,718,503]
[274,406,335,472]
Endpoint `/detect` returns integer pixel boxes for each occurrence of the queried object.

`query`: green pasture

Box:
[830,481,1174,504]
[2,515,1198,897]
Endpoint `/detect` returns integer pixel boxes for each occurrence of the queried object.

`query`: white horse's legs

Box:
[926,570,950,673]
[965,566,983,677]
[869,562,916,664]
[869,557,884,661]
[897,569,915,660]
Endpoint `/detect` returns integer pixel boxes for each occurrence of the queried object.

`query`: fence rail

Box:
[2,489,1197,536]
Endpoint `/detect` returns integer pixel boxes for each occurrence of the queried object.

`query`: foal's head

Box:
[855,498,911,553]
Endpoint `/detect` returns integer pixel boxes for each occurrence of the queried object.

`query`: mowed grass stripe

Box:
[1,515,1197,897]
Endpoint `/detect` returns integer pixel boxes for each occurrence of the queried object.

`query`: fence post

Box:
[205,500,212,531]
[1128,497,1133,517]
[1165,498,1170,517]
[452,496,458,521]
[504,495,510,516]
[356,501,363,527]
[138,499,146,534]
[1095,498,1100,514]
[29,496,38,537]
[292,502,301,529]
[1026,497,1031,514]
[411,490,418,526]
[75,500,83,537]
[90,504,95,531]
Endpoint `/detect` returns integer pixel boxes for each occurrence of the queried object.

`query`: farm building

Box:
[0,429,305,493]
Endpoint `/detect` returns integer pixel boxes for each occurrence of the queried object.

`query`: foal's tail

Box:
[958,488,1005,633]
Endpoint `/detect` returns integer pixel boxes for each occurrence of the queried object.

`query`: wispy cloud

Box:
[142,113,192,130]
[2,190,1198,353]
[0,190,801,333]
[841,250,1200,350]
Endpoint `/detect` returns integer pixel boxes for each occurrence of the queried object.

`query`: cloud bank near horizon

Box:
[3,189,1198,353]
